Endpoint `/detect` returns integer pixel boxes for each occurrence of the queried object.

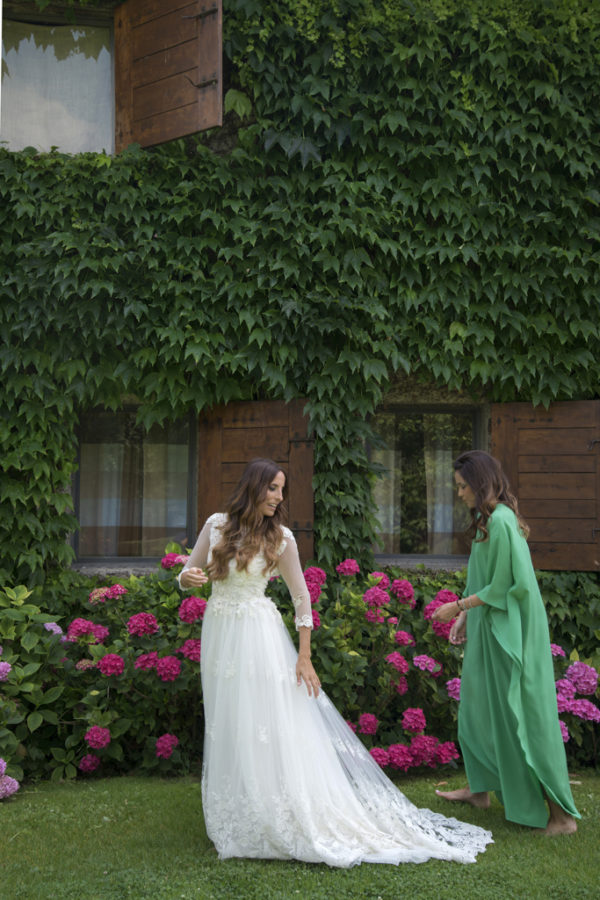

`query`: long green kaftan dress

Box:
[459,503,580,828]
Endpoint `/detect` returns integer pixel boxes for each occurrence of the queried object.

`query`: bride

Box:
[179,457,492,867]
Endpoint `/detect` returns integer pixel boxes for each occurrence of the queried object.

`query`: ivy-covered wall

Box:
[1,0,600,584]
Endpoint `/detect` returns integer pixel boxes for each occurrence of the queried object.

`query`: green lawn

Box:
[1,771,598,900]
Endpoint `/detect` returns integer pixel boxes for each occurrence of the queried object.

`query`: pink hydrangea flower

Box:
[84,726,111,749]
[0,759,6,777]
[75,659,97,672]
[387,616,398,625]
[565,661,598,696]
[156,733,179,759]
[366,609,386,624]
[569,699,600,722]
[362,586,390,608]
[395,630,415,647]
[336,558,360,576]
[104,584,128,599]
[312,609,321,629]
[358,713,379,735]
[435,741,460,765]
[446,677,461,701]
[97,653,125,677]
[127,612,159,636]
[556,693,573,713]
[402,707,426,733]
[424,598,455,640]
[307,581,322,605]
[303,566,327,586]
[44,622,64,636]
[550,643,566,657]
[177,639,202,662]
[161,553,190,569]
[410,734,440,767]
[396,676,408,695]
[78,754,101,773]
[135,651,159,670]
[369,747,390,767]
[385,651,409,674]
[390,579,415,607]
[346,721,357,733]
[156,656,181,682]
[178,596,207,624]
[413,654,442,677]
[0,662,12,681]
[388,743,413,771]
[66,618,109,645]
[0,775,20,799]
[556,678,576,697]
[559,720,569,742]
[88,587,110,604]
[369,571,390,589]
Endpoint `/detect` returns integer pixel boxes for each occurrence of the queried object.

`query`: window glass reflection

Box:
[1,20,113,153]
[372,410,474,555]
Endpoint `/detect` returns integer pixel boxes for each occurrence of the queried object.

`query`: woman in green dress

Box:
[432,450,579,835]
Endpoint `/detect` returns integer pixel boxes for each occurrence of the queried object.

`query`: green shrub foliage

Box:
[0,558,597,783]
[1,1,600,579]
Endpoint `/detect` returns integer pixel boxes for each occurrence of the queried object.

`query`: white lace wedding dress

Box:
[180,514,493,867]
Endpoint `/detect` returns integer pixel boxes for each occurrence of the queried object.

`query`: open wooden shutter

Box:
[491,401,600,570]
[114,0,222,152]
[197,400,315,563]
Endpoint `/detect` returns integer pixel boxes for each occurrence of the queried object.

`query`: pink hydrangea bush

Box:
[156,733,179,759]
[336,558,360,576]
[178,596,207,623]
[84,726,111,749]
[0,758,20,800]
[127,612,159,636]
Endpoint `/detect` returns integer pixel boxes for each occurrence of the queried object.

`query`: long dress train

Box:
[181,514,493,867]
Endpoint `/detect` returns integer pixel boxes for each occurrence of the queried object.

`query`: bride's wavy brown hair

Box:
[207,458,288,581]
[454,450,529,543]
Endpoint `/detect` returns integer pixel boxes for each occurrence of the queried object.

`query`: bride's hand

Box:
[296,655,321,698]
[180,566,209,589]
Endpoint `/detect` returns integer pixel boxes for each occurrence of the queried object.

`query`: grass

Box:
[1,771,598,900]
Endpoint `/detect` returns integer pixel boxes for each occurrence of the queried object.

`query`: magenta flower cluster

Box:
[369,571,390,589]
[423,592,458,640]
[0,757,20,800]
[97,654,125,676]
[161,553,190,569]
[358,713,379,735]
[335,558,360,576]
[370,737,459,772]
[555,661,600,740]
[178,596,207,624]
[385,651,409,674]
[66,618,109,644]
[413,654,442,677]
[445,677,461,701]
[402,707,426,733]
[390,579,415,608]
[156,733,179,759]
[88,584,128,605]
[78,754,101,773]
[85,726,111,749]
[0,661,12,682]
[177,639,202,662]
[304,566,327,608]
[127,612,159,636]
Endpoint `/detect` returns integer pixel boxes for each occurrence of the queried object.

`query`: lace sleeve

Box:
[177,515,219,592]
[277,529,312,630]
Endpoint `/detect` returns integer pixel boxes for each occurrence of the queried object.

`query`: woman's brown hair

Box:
[207,458,288,580]
[454,450,529,543]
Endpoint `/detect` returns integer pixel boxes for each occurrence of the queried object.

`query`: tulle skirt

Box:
[200,594,493,867]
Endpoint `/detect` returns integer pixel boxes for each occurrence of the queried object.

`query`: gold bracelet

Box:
[456,597,464,612]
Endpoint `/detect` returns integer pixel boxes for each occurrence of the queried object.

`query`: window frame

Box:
[370,402,488,570]
[72,407,197,570]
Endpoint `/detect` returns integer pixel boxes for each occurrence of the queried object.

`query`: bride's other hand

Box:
[296,655,321,698]
[180,566,209,589]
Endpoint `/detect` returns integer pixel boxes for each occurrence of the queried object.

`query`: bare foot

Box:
[541,816,578,836]
[435,787,490,809]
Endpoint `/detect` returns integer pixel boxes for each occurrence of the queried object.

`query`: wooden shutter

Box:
[491,401,600,570]
[197,400,315,562]
[114,0,222,152]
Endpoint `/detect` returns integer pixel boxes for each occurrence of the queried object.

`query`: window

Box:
[1,9,114,153]
[371,406,482,559]
[74,409,195,560]
[1,0,223,155]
